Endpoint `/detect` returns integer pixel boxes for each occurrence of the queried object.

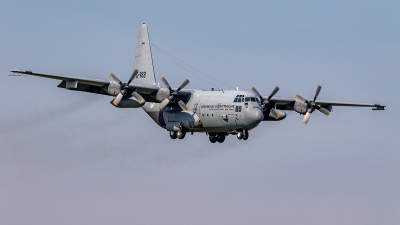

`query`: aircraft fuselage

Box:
[142,89,264,134]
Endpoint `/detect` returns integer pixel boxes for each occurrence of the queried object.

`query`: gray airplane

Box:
[11,23,386,143]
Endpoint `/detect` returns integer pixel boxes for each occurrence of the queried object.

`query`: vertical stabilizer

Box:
[133,23,156,85]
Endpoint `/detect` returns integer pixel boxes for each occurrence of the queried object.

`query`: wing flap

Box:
[57,80,109,95]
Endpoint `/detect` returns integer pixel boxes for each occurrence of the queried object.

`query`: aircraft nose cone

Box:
[246,108,264,128]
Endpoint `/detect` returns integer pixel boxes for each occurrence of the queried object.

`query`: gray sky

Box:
[1,1,399,224]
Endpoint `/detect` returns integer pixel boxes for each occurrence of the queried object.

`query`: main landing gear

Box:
[208,132,226,143]
[170,130,186,140]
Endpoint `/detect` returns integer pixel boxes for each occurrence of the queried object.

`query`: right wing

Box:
[10,70,161,97]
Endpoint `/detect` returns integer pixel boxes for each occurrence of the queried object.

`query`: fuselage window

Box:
[245,97,250,102]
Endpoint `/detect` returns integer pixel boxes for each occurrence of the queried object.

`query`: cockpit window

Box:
[256,98,260,103]
[233,95,248,102]
[250,97,256,102]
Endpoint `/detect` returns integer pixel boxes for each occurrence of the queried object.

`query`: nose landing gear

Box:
[237,130,249,140]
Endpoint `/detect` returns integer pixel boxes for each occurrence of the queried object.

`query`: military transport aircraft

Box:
[11,23,386,143]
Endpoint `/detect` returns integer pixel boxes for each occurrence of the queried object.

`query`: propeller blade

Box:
[160,77,171,90]
[109,73,122,84]
[250,87,262,99]
[159,98,170,109]
[112,93,124,106]
[313,85,322,101]
[319,107,331,116]
[302,111,312,124]
[131,92,144,102]
[267,86,280,100]
[177,100,188,111]
[127,69,139,84]
[295,94,307,103]
[176,79,190,92]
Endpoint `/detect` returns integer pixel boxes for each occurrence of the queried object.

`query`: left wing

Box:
[257,85,385,124]
[270,96,386,111]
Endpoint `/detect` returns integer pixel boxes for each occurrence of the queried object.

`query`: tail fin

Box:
[133,23,156,85]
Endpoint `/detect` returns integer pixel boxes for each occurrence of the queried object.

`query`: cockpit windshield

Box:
[233,95,259,103]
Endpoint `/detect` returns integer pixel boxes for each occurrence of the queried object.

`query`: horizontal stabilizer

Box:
[372,104,386,110]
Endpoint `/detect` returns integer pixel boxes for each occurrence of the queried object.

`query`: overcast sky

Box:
[1,1,399,225]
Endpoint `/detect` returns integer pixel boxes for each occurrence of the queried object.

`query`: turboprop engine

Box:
[294,85,331,124]
[107,69,146,108]
[251,86,286,121]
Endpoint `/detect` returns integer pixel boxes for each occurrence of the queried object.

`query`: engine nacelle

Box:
[106,81,121,96]
[293,99,308,114]
[263,108,286,121]
[111,96,145,108]
[155,87,170,102]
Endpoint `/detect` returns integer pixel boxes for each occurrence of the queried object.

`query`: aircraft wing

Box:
[10,70,161,97]
[268,96,386,110]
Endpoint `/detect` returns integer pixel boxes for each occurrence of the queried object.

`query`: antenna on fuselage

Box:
[236,86,238,90]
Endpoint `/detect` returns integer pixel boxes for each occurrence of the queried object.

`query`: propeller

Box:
[251,86,280,111]
[109,69,143,106]
[295,85,330,125]
[159,76,190,111]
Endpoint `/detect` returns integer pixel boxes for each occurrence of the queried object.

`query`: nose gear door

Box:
[235,105,242,128]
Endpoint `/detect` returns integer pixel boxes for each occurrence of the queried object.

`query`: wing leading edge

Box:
[268,96,386,110]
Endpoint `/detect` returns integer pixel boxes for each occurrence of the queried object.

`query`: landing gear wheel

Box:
[170,131,177,139]
[243,130,249,140]
[209,135,217,143]
[177,130,186,139]
[237,132,243,140]
[217,133,226,143]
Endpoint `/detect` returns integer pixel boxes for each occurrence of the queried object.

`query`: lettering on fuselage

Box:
[200,104,235,111]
